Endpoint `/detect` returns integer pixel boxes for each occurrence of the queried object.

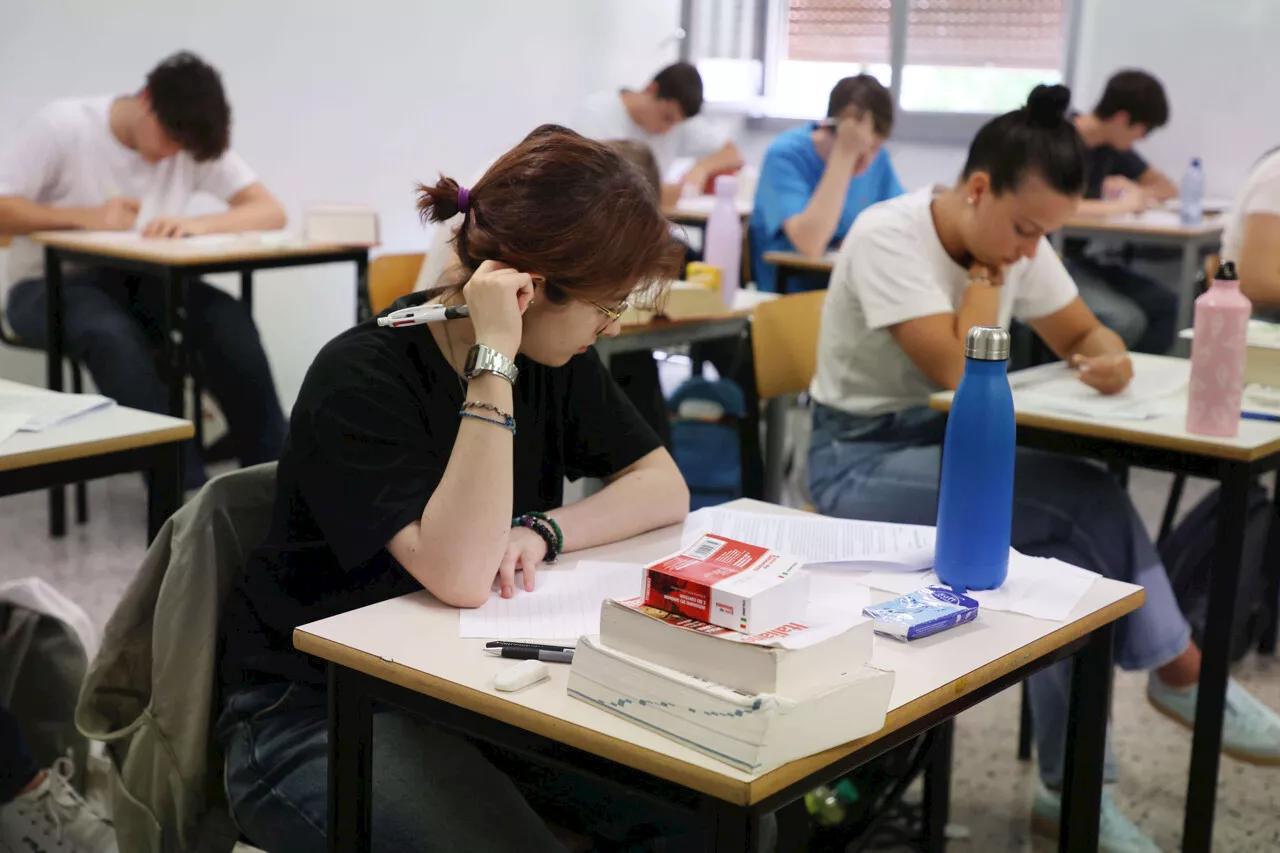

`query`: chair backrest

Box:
[369,253,426,315]
[750,290,827,400]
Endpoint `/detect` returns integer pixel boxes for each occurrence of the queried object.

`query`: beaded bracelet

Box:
[512,515,559,562]
[521,511,563,553]
[458,409,516,435]
[462,400,513,420]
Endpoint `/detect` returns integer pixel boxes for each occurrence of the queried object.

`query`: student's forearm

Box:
[1075,198,1133,217]
[0,198,93,234]
[548,450,689,553]
[1062,323,1127,361]
[1141,171,1178,202]
[954,283,1001,343]
[408,374,517,607]
[1240,269,1280,308]
[688,143,745,182]
[782,150,858,257]
[190,200,286,234]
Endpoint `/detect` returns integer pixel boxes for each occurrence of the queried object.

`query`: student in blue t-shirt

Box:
[750,74,905,292]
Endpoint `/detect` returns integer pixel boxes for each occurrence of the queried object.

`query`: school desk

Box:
[296,498,1143,853]
[760,250,837,295]
[0,379,190,542]
[930,352,1280,853]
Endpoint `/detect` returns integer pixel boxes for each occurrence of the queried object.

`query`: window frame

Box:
[681,0,1084,146]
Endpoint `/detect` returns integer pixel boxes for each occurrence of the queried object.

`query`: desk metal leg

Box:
[355,254,371,323]
[1182,464,1251,852]
[1174,241,1201,335]
[146,441,182,544]
[1258,482,1280,656]
[763,397,788,504]
[240,270,254,315]
[923,719,954,852]
[44,247,66,538]
[329,664,373,853]
[701,797,757,852]
[162,268,185,417]
[1017,681,1034,761]
[1060,621,1114,853]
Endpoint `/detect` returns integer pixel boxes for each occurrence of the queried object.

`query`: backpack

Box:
[1159,485,1279,663]
[668,376,746,510]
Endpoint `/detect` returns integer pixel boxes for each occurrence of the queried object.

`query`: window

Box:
[683,0,1078,139]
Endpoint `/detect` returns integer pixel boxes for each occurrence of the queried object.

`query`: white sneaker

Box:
[0,756,118,853]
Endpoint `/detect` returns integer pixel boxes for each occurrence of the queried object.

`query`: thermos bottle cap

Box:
[965,325,1010,361]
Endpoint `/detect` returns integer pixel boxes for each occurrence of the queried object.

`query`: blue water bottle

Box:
[934,326,1015,593]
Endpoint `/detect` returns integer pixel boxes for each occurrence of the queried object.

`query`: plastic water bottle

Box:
[1187,261,1251,437]
[934,326,1015,594]
[703,174,742,308]
[1180,158,1205,225]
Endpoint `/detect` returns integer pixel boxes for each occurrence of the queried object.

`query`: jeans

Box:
[808,404,1192,789]
[6,271,287,488]
[1066,256,1178,355]
[0,702,40,805]
[214,681,728,853]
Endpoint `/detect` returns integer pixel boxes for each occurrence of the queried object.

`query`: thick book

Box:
[568,635,894,774]
[642,534,809,634]
[599,597,872,697]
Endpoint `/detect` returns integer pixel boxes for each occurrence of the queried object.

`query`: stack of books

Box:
[568,536,894,774]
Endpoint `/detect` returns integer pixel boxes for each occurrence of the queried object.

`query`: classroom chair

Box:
[76,463,275,853]
[749,290,826,504]
[369,252,426,315]
[0,304,91,533]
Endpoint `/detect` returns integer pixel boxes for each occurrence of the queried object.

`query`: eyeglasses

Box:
[591,298,630,332]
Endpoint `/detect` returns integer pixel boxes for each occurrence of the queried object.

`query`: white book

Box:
[567,635,894,774]
[599,597,872,697]
[304,204,380,246]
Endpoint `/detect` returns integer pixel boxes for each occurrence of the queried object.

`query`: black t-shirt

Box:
[1064,137,1150,258]
[220,294,662,691]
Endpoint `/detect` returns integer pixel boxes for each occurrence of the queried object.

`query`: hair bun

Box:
[1025,84,1071,128]
[415,175,464,224]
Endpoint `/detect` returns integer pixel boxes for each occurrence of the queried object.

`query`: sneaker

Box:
[0,755,118,853]
[1147,673,1280,766]
[1030,783,1162,853]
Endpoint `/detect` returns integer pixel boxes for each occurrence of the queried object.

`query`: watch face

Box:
[465,346,481,374]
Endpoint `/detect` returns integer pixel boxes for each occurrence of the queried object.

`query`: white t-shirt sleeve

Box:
[845,217,956,331]
[574,92,628,141]
[1011,238,1080,321]
[193,150,259,202]
[1242,169,1280,218]
[0,106,64,200]
[672,116,731,160]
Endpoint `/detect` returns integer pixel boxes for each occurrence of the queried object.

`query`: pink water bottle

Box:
[1187,261,1252,436]
[703,174,742,308]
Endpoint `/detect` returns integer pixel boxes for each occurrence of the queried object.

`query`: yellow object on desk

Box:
[685,262,722,292]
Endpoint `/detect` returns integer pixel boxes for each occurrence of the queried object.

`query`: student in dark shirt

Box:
[1066,69,1179,354]
[216,125,695,853]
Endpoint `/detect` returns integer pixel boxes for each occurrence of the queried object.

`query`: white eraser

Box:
[493,659,550,692]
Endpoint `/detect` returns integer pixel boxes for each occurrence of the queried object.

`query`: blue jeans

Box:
[1066,256,1178,355]
[0,702,40,804]
[214,681,718,853]
[6,271,286,488]
[808,404,1192,789]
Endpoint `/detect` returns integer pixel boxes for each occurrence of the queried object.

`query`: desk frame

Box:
[322,619,1118,853]
[1004,422,1280,853]
[41,244,368,532]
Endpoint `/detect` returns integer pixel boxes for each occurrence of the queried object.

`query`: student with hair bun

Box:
[214,125,711,853]
[807,86,1280,850]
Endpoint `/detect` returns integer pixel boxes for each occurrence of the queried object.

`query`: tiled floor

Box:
[2,466,1278,852]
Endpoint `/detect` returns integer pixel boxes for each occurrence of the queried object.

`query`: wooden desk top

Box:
[1059,210,1224,239]
[929,354,1280,463]
[761,250,837,273]
[0,381,192,473]
[30,230,363,267]
[295,499,1143,806]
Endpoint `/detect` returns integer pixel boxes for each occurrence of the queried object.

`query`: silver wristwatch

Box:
[464,344,519,384]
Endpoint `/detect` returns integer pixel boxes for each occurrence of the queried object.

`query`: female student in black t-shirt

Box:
[215,126,701,853]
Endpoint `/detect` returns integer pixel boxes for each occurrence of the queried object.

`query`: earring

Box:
[967,196,976,205]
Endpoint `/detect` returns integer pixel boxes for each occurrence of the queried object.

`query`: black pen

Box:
[484,641,574,653]
[485,647,574,663]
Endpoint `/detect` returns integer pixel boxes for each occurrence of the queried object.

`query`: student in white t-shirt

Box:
[1223,147,1280,310]
[574,62,742,207]
[809,85,1280,849]
[0,52,288,489]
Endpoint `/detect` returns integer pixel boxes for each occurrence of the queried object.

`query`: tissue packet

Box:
[862,586,979,641]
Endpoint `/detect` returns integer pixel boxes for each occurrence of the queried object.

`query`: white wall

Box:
[0,0,682,405]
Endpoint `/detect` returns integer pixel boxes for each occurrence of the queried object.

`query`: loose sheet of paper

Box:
[0,413,27,447]
[806,572,871,618]
[1010,358,1189,420]
[458,561,643,641]
[682,507,935,570]
[0,390,115,432]
[858,550,1098,622]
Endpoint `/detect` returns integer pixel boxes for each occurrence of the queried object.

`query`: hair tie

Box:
[456,186,471,216]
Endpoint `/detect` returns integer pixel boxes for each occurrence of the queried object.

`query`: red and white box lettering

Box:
[642,534,810,634]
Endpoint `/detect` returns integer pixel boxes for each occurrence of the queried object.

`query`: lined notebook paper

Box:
[458,561,643,641]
